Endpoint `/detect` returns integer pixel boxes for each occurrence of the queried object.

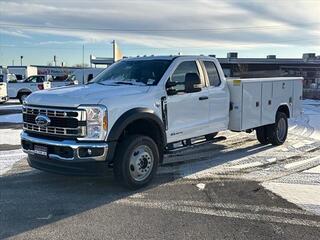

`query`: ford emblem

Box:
[35,114,51,127]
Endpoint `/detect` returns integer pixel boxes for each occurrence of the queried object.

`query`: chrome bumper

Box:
[21,132,108,162]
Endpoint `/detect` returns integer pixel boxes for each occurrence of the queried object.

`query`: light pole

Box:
[20,56,23,66]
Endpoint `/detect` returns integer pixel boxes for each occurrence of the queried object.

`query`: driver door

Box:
[166,60,210,143]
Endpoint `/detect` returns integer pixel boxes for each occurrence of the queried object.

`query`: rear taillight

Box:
[37,84,44,90]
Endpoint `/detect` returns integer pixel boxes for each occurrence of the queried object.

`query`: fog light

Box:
[79,148,104,158]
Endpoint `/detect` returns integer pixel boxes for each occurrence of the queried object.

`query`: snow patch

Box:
[262,182,320,215]
[0,149,26,176]
[0,128,22,145]
[196,183,206,190]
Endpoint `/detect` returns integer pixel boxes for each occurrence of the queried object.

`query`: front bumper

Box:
[21,132,108,162]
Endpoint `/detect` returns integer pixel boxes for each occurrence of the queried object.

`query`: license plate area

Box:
[33,145,48,156]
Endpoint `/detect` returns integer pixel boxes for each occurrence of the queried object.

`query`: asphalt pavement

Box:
[1,100,320,240]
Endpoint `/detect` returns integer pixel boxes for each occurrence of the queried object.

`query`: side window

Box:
[26,76,37,83]
[37,76,45,82]
[203,61,221,87]
[171,61,199,92]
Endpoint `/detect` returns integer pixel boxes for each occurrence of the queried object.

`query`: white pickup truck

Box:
[21,56,303,188]
[0,73,17,103]
[8,75,53,103]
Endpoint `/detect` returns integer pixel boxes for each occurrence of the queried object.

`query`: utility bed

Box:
[227,77,303,131]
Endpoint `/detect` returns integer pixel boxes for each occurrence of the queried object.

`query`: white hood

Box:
[25,83,150,108]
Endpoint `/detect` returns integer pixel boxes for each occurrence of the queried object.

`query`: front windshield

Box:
[94,59,172,86]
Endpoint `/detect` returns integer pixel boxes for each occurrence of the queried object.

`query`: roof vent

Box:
[227,52,238,59]
[303,53,316,60]
[267,55,276,59]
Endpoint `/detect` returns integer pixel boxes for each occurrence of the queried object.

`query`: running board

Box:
[165,136,226,153]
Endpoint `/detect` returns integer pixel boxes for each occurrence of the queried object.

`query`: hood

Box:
[25,83,150,108]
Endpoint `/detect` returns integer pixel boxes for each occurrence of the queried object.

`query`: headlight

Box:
[78,105,108,141]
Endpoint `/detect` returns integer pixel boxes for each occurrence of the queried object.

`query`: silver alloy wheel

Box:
[276,117,286,141]
[129,145,154,182]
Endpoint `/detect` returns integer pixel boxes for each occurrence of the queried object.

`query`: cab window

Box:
[203,61,221,87]
[171,61,200,92]
[37,76,45,82]
[25,76,37,83]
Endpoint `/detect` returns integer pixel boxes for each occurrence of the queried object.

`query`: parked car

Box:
[43,75,79,90]
[21,56,303,189]
[7,75,53,103]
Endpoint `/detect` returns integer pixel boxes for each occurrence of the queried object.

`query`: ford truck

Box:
[21,56,303,188]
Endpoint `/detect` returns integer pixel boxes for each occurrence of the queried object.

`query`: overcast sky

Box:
[0,0,319,66]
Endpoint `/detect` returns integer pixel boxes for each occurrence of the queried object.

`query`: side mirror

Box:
[166,80,178,96]
[185,73,202,93]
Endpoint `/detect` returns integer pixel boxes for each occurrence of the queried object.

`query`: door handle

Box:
[199,96,209,101]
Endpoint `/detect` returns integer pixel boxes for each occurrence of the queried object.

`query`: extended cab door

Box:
[165,60,210,143]
[200,60,229,132]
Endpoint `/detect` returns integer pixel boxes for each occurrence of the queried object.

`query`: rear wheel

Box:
[256,126,269,145]
[205,132,218,141]
[113,135,159,189]
[267,112,288,146]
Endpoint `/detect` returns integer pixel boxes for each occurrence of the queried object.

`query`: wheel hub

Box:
[129,145,154,182]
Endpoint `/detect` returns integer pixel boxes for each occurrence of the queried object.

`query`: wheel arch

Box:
[107,108,166,163]
[276,104,290,119]
[17,88,32,96]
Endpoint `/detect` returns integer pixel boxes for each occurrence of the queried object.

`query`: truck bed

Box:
[227,77,303,131]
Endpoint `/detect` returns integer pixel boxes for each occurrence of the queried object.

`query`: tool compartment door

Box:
[242,82,262,130]
[292,79,303,118]
[261,82,274,125]
[273,80,293,114]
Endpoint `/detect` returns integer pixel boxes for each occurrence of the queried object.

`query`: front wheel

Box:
[113,135,159,189]
[19,93,29,104]
[267,112,288,146]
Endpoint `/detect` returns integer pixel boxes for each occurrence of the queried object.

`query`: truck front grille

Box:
[22,106,86,138]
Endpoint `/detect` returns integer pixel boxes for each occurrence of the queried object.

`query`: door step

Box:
[165,136,226,153]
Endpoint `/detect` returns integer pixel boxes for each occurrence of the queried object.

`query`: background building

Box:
[218,52,320,99]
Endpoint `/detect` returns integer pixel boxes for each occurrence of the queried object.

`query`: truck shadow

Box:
[1,138,274,239]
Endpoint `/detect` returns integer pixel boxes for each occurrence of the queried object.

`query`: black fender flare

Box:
[17,89,32,98]
[106,108,166,162]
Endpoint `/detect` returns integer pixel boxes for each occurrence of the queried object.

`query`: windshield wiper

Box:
[114,81,134,85]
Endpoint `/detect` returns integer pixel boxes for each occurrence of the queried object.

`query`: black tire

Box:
[113,134,159,189]
[205,132,218,141]
[256,126,269,145]
[18,93,29,104]
[267,112,288,146]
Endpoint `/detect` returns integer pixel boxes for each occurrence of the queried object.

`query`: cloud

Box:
[0,0,319,51]
[0,28,31,38]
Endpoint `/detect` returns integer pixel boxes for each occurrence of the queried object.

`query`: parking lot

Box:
[1,100,320,239]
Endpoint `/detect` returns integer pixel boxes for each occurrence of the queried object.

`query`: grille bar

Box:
[22,105,86,138]
[22,106,86,121]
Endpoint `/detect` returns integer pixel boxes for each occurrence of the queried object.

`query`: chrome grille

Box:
[22,106,86,138]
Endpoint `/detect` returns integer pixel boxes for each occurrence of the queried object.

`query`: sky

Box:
[0,0,320,66]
